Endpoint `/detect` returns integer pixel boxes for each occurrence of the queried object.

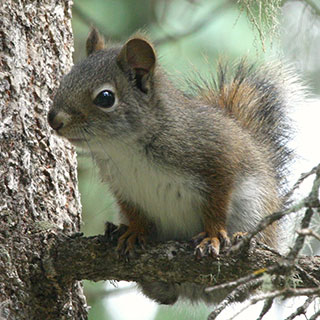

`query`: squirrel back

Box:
[197,61,299,192]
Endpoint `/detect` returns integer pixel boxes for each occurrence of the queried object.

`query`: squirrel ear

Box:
[117,38,156,92]
[86,28,105,56]
[117,38,156,73]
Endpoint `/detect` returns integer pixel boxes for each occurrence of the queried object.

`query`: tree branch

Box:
[46,230,320,291]
[41,163,320,320]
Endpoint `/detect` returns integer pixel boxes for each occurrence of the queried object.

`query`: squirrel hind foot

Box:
[116,224,147,257]
[104,221,125,241]
[192,230,231,258]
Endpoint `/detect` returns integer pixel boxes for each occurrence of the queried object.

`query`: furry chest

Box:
[97,147,204,240]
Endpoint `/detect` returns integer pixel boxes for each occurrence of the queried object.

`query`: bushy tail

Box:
[203,60,306,189]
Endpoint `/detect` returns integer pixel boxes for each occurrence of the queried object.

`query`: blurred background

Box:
[70,0,320,319]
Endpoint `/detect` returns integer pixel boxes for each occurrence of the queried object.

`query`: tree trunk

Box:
[0,1,87,319]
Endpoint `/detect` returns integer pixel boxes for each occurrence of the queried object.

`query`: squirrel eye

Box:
[93,90,115,108]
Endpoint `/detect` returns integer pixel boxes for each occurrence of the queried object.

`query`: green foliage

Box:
[237,0,282,49]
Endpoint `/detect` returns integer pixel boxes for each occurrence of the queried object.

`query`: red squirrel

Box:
[48,29,304,304]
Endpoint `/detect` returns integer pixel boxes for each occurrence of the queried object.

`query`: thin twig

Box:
[225,287,320,320]
[284,296,315,320]
[230,164,320,255]
[285,166,318,200]
[257,298,273,320]
[207,279,264,320]
[205,269,264,293]
[309,308,320,320]
[295,264,320,287]
[297,228,320,242]
[287,208,314,261]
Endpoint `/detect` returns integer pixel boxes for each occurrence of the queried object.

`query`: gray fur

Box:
[48,35,306,305]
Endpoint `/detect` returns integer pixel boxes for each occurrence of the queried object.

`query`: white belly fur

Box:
[95,143,267,241]
[96,143,204,241]
[227,176,266,234]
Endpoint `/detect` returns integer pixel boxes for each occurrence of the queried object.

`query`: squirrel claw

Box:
[193,230,231,258]
[116,227,147,257]
[104,222,122,239]
[195,237,220,258]
[191,231,207,247]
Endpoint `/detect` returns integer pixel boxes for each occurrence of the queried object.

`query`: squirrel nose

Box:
[48,109,65,131]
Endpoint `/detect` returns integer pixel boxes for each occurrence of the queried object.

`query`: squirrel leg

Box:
[193,192,232,258]
[116,200,149,255]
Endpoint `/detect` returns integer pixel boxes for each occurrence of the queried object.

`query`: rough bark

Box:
[47,230,320,290]
[0,1,87,319]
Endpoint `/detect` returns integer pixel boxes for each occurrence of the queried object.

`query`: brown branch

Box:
[45,230,320,289]
[43,163,320,319]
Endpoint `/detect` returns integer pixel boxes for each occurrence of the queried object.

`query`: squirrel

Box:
[48,28,305,305]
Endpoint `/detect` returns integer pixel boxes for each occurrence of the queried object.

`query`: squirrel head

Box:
[48,28,159,150]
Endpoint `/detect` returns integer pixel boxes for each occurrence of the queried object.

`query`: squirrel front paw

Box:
[192,229,231,258]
